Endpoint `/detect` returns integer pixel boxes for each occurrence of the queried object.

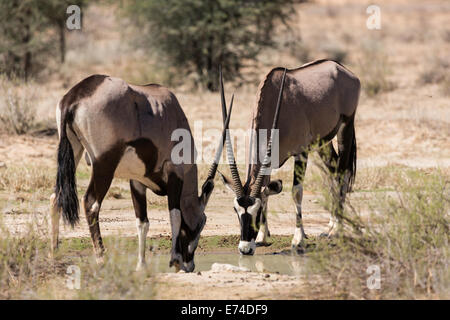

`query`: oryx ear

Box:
[263,179,283,196]
[218,170,235,193]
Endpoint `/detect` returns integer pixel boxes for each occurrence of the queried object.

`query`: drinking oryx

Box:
[219,59,360,255]
[50,74,233,272]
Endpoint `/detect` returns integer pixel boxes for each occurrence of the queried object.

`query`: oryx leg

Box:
[291,151,308,251]
[318,142,339,236]
[130,180,149,271]
[318,141,342,236]
[167,175,183,272]
[83,163,115,263]
[333,118,356,233]
[255,197,270,246]
[50,128,84,253]
[319,118,354,237]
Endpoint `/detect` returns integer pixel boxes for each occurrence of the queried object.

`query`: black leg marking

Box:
[293,151,308,228]
[291,151,308,252]
[130,179,148,223]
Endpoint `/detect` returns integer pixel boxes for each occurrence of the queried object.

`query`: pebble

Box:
[210,263,250,273]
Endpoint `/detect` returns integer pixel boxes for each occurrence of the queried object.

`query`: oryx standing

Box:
[220,59,360,255]
[50,74,232,271]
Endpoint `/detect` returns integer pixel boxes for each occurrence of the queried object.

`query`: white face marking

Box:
[188,235,200,254]
[247,198,262,216]
[233,198,245,216]
[182,260,195,272]
[238,240,256,255]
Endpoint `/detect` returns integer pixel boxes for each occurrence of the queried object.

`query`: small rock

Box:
[197,271,202,276]
[0,162,6,169]
[264,274,270,278]
[210,263,250,273]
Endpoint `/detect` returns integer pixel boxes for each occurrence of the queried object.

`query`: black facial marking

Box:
[240,213,257,241]
[237,196,255,208]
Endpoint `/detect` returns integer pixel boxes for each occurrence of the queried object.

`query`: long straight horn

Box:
[220,69,244,198]
[206,95,233,180]
[250,68,287,198]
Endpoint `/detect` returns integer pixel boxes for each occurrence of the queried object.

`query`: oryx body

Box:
[50,74,228,271]
[221,59,360,254]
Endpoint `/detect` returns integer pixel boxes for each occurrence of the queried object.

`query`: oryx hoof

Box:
[320,229,340,239]
[291,244,305,255]
[95,255,105,266]
[94,248,106,265]
[136,261,147,272]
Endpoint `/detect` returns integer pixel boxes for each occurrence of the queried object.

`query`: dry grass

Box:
[0,165,54,193]
[0,76,38,135]
[356,40,396,97]
[305,167,450,299]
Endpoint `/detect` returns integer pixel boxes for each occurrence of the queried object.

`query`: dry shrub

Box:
[285,34,311,64]
[418,54,450,96]
[0,75,38,135]
[357,41,395,97]
[0,214,155,299]
[0,216,53,299]
[306,167,449,299]
[418,55,450,85]
[72,237,155,299]
[321,42,347,64]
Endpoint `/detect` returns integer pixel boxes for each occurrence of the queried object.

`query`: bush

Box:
[418,55,450,97]
[357,41,395,97]
[321,42,347,63]
[306,165,449,299]
[0,216,52,299]
[123,0,300,91]
[0,76,37,134]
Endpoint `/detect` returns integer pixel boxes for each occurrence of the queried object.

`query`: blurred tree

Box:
[0,0,45,80]
[38,0,86,64]
[124,0,300,91]
[0,0,86,80]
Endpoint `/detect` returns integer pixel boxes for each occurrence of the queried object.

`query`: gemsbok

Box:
[50,74,233,272]
[219,59,360,255]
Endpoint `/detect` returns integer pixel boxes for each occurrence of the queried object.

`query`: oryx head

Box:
[219,68,287,255]
[169,77,234,271]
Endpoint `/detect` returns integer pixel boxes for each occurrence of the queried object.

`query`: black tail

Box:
[55,109,79,227]
[347,124,357,192]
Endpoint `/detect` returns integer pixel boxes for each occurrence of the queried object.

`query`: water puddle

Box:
[148,252,307,276]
